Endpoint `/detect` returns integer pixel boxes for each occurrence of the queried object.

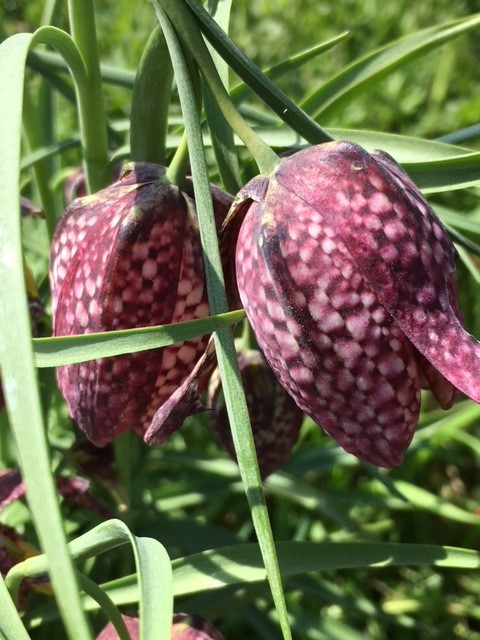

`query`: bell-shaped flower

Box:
[96,613,225,640]
[50,163,232,447]
[207,341,303,478]
[229,140,480,467]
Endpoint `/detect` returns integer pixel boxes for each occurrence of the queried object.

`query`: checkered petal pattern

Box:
[50,163,232,447]
[234,141,480,467]
[207,345,303,478]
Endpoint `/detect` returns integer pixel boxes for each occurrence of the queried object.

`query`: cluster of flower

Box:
[49,141,480,473]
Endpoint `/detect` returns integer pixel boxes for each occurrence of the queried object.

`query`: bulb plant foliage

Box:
[3,2,480,640]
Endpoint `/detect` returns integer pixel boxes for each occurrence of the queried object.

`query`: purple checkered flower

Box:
[230,140,480,467]
[50,163,232,447]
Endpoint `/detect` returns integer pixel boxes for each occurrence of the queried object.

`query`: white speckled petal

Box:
[275,141,480,405]
[236,180,420,467]
[50,165,232,446]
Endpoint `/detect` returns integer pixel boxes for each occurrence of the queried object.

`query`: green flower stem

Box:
[165,131,190,187]
[21,85,58,238]
[77,572,131,640]
[203,83,243,194]
[67,0,111,192]
[130,25,173,164]
[166,53,202,187]
[151,5,292,640]
[158,0,279,175]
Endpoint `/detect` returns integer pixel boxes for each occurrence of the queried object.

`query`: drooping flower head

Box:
[207,342,303,478]
[50,163,232,447]
[96,613,225,640]
[230,140,480,467]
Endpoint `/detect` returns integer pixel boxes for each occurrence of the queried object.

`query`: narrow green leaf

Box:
[203,0,242,192]
[437,123,480,146]
[33,309,245,367]
[435,205,480,236]
[384,481,480,526]
[7,520,173,640]
[0,575,30,640]
[151,4,292,639]
[23,540,480,618]
[76,574,132,640]
[332,128,480,192]
[455,246,480,283]
[0,30,92,640]
[170,541,480,595]
[28,49,136,89]
[302,13,480,119]
[182,0,332,144]
[231,32,350,104]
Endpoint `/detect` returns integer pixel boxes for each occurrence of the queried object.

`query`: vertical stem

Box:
[130,25,174,164]
[152,6,292,639]
[67,0,111,192]
[165,132,190,187]
[22,87,58,238]
[159,0,279,175]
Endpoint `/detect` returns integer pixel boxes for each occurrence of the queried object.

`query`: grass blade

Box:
[152,4,292,638]
[0,575,30,640]
[33,310,245,367]
[7,520,173,640]
[0,31,91,640]
[302,13,480,119]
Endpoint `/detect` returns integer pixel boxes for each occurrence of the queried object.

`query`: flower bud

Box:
[207,342,303,478]
[96,613,224,640]
[50,163,232,447]
[231,140,480,467]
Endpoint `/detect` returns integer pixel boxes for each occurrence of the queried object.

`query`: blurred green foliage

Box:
[3,0,480,137]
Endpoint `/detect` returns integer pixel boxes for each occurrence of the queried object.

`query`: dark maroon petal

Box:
[0,469,24,509]
[208,346,303,478]
[0,523,50,609]
[96,613,224,640]
[145,337,216,445]
[56,476,113,519]
[50,165,232,446]
[275,141,480,404]
[71,441,117,483]
[0,524,22,575]
[235,180,421,467]
[96,614,139,640]
[20,196,43,218]
[0,468,112,518]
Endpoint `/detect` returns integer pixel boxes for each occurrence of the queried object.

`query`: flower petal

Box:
[50,166,229,446]
[208,345,303,478]
[275,141,480,404]
[236,181,420,467]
